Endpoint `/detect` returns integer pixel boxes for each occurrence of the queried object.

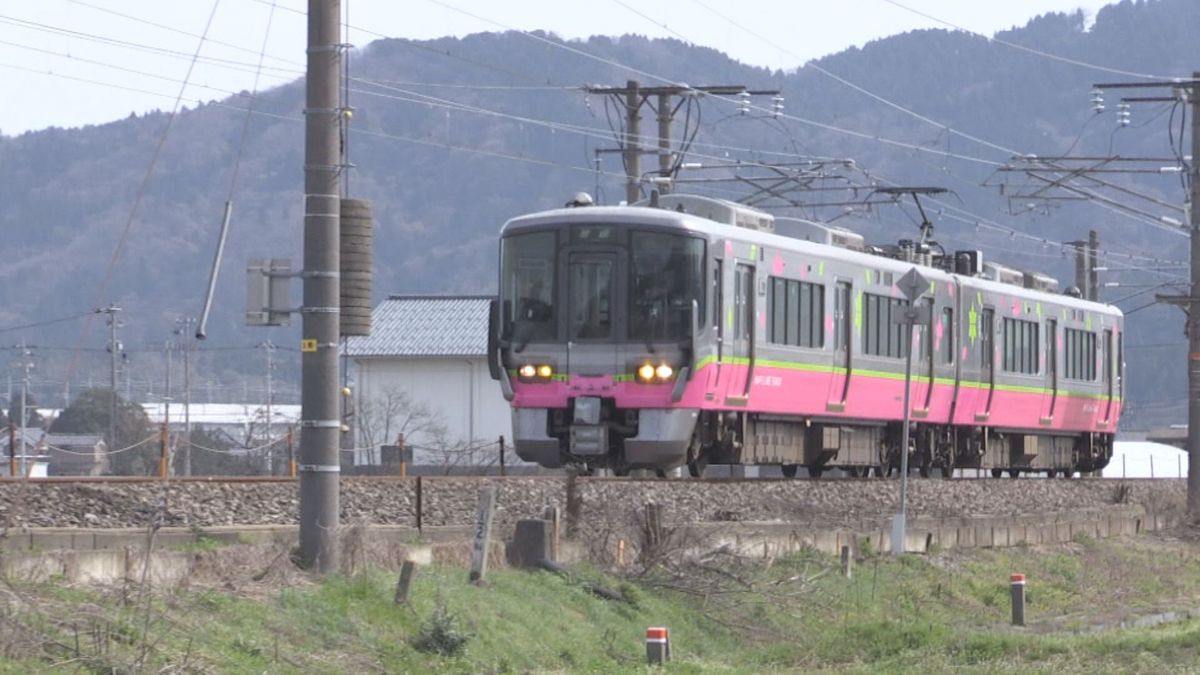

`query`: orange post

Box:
[287,427,297,478]
[159,421,169,478]
[398,433,407,477]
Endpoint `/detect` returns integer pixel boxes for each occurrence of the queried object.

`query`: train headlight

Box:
[637,363,656,382]
[655,364,674,380]
[537,364,554,379]
[518,364,537,379]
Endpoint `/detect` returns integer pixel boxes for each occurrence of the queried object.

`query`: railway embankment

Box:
[0,476,1183,530]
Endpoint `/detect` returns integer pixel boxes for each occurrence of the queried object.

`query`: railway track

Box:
[0,474,1162,485]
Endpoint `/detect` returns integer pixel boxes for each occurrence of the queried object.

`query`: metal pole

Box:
[624,79,641,205]
[1189,73,1200,516]
[893,320,915,554]
[299,0,342,572]
[656,92,672,190]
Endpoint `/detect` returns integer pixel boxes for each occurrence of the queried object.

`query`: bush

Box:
[412,600,472,656]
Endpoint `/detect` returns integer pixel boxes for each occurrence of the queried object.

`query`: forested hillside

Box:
[0,0,1196,427]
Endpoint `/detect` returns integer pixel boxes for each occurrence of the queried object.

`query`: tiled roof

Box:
[345,295,493,358]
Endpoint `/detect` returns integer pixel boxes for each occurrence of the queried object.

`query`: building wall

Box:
[352,356,512,465]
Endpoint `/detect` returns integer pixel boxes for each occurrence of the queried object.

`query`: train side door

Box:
[726,262,755,403]
[826,280,852,410]
[1040,318,1058,424]
[914,298,936,413]
[975,308,995,420]
[1101,328,1114,423]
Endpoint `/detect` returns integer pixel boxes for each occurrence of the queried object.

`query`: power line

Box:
[877,0,1176,81]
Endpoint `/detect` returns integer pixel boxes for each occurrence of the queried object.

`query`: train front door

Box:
[726,262,754,404]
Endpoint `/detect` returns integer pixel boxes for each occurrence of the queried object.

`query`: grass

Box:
[3,534,1200,672]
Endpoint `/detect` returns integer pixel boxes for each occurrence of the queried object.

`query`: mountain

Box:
[0,0,1197,428]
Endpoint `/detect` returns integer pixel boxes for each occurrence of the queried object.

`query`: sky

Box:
[0,0,1114,135]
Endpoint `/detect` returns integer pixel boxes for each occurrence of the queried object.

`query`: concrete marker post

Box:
[645,626,670,665]
[1011,573,1026,626]
[394,559,416,604]
[468,486,497,584]
[841,545,853,579]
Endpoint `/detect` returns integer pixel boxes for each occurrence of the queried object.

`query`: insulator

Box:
[1118,102,1131,127]
[1090,87,1105,113]
[737,91,751,115]
[771,95,784,118]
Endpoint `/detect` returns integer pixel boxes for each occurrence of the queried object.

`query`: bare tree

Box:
[356,388,447,464]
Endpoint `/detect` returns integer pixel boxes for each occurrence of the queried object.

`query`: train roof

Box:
[502,202,1121,318]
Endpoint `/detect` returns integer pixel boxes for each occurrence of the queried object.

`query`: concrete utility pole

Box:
[175,317,195,475]
[261,340,276,474]
[1189,74,1200,516]
[584,83,780,204]
[1088,229,1100,302]
[624,80,641,204]
[299,0,342,572]
[1090,74,1200,514]
[163,338,172,474]
[97,305,121,451]
[17,343,32,477]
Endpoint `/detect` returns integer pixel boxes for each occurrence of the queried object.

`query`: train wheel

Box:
[687,459,706,478]
[918,464,931,479]
[990,468,1003,479]
[781,464,799,479]
[654,469,668,479]
[613,467,630,477]
[1008,469,1021,479]
[808,465,824,479]
[846,467,865,478]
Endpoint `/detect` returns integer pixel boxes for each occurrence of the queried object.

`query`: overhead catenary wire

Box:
[877,0,1176,81]
[59,0,225,421]
[3,5,1187,281]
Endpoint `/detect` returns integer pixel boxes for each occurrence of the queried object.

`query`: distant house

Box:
[345,295,512,468]
[0,427,51,477]
[44,433,108,476]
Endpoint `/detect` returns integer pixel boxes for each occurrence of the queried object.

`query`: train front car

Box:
[488,201,707,473]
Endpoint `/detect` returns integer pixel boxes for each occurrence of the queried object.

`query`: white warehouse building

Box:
[344,295,512,468]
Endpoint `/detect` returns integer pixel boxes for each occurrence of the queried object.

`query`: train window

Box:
[568,254,613,339]
[766,276,825,348]
[501,230,557,342]
[1064,328,1097,380]
[771,278,787,343]
[941,308,954,364]
[629,232,706,341]
[863,292,908,358]
[1001,317,1039,374]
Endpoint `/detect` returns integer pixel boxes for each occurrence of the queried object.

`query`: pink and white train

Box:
[487,194,1121,477]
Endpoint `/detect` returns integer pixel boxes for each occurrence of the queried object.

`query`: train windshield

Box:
[501,230,556,342]
[629,232,705,341]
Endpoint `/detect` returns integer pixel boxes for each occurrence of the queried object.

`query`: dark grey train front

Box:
[487,202,711,472]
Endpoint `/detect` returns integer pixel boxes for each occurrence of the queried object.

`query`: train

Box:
[487,192,1122,478]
